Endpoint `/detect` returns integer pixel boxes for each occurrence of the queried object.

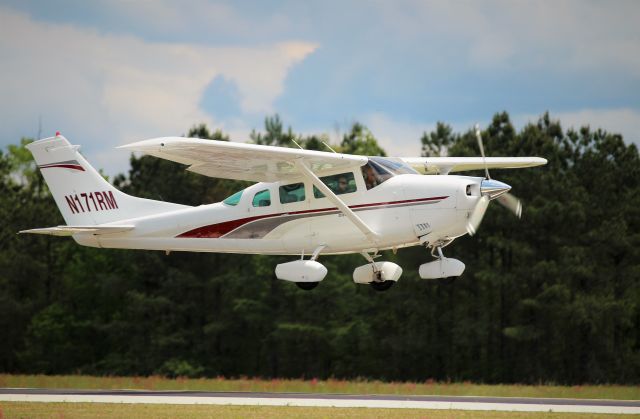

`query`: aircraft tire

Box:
[370,280,394,291]
[296,281,320,291]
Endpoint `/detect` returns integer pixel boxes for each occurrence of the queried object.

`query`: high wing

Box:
[19,225,134,236]
[120,137,368,182]
[401,157,548,175]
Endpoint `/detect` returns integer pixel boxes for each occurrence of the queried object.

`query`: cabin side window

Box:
[313,172,357,198]
[361,161,392,190]
[252,189,271,207]
[279,182,306,204]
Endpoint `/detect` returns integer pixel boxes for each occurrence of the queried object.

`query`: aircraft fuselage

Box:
[76,174,482,255]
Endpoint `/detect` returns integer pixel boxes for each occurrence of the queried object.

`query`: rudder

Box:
[27,134,187,225]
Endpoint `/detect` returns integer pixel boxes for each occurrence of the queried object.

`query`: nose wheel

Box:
[419,242,466,280]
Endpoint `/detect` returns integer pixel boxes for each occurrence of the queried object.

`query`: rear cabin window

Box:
[252,189,271,207]
[223,189,243,206]
[313,172,357,198]
[361,161,393,190]
[279,182,306,204]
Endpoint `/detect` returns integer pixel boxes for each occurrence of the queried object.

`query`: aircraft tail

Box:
[26,134,188,226]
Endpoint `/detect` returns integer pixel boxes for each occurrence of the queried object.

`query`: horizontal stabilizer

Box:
[19,225,134,236]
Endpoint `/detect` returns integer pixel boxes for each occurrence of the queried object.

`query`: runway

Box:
[1,388,639,414]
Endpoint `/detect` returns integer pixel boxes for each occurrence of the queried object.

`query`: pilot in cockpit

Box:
[363,165,379,190]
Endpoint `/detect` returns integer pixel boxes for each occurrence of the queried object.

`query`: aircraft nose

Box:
[480,179,511,200]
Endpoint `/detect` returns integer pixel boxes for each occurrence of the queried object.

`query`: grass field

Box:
[0,402,629,419]
[1,374,638,400]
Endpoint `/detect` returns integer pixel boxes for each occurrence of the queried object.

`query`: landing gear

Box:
[370,280,394,291]
[353,251,402,291]
[418,243,466,280]
[276,245,327,290]
[296,281,320,291]
[438,276,457,285]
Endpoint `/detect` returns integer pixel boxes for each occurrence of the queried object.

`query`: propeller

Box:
[475,124,491,180]
[466,195,489,236]
[496,192,522,218]
[466,125,522,236]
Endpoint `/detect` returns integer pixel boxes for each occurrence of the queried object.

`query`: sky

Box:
[1,0,639,175]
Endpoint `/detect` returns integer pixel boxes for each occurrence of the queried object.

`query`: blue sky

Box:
[1,0,639,174]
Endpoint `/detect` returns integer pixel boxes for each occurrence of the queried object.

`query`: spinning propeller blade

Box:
[466,195,490,236]
[496,193,522,218]
[466,124,522,235]
[475,124,491,180]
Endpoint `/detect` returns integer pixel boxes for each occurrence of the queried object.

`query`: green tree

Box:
[340,123,386,156]
[421,122,457,157]
[250,114,299,148]
[1,114,638,384]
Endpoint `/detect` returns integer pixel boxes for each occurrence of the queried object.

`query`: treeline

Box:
[0,112,638,384]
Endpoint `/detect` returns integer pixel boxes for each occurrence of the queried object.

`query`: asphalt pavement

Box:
[1,388,638,414]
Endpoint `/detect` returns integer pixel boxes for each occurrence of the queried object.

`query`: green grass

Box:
[0,402,628,419]
[1,374,638,400]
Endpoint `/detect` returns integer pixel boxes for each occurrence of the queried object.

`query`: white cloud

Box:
[0,7,317,174]
[363,113,431,157]
[514,108,640,146]
[376,0,640,73]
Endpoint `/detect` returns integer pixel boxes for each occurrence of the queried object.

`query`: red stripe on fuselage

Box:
[177,196,448,238]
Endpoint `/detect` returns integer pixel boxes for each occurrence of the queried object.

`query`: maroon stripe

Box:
[179,213,282,238]
[177,196,448,239]
[350,196,447,209]
[39,164,85,171]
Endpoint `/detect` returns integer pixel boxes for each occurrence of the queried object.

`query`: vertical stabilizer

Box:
[26,134,188,225]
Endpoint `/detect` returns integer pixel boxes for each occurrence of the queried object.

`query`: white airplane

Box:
[21,129,546,291]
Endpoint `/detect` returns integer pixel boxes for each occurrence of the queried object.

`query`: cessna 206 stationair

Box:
[22,128,546,291]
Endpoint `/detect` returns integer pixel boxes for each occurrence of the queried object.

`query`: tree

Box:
[187,123,230,142]
[340,123,386,156]
[250,115,298,148]
[1,114,638,384]
[421,122,456,157]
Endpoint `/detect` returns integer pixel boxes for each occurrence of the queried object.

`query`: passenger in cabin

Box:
[337,176,350,194]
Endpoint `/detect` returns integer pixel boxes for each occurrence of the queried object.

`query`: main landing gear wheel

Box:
[296,282,320,291]
[440,276,456,285]
[370,280,394,291]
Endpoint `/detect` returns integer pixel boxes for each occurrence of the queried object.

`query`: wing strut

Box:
[295,160,379,243]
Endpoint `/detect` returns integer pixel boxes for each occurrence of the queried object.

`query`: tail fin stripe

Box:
[39,160,85,171]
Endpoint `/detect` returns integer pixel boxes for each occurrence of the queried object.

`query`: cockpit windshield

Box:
[362,160,390,190]
[369,157,419,175]
[361,157,418,190]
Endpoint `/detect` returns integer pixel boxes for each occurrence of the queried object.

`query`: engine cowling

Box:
[353,261,403,284]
